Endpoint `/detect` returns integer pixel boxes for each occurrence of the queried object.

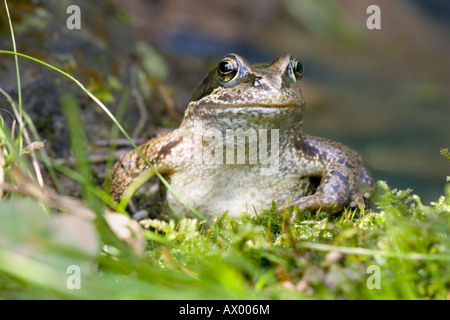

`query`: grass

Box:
[0,1,449,299]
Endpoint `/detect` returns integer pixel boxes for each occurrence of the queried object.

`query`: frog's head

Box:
[185,54,305,124]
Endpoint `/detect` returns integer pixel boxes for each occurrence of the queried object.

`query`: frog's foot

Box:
[279,193,340,223]
[279,192,367,223]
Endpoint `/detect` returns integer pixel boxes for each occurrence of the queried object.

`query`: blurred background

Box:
[0,0,449,204]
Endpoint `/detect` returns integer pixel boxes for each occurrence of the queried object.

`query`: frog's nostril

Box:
[253,76,263,87]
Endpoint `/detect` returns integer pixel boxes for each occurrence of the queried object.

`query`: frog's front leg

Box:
[109,132,183,206]
[284,135,374,213]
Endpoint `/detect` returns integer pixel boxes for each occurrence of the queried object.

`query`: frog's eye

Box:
[217,56,240,84]
[289,59,303,81]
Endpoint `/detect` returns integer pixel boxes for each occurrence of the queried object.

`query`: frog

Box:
[109,53,375,219]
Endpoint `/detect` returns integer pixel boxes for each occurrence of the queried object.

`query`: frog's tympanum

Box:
[110,54,375,218]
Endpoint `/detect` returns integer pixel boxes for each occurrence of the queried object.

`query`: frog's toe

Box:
[358,167,376,200]
[280,194,342,213]
[349,192,365,210]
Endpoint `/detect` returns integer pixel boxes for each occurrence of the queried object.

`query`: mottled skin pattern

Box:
[110,54,375,218]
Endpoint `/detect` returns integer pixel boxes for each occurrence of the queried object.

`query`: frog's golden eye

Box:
[217,56,240,84]
[289,59,303,81]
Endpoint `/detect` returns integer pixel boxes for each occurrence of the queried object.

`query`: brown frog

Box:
[109,54,375,218]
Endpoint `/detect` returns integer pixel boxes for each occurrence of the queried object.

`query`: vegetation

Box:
[0,0,449,300]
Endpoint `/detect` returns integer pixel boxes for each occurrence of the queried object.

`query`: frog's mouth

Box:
[190,95,304,108]
[189,103,304,118]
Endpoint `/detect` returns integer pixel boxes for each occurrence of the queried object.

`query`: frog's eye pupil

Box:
[294,61,303,76]
[217,57,240,84]
[289,59,303,81]
[219,61,232,73]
